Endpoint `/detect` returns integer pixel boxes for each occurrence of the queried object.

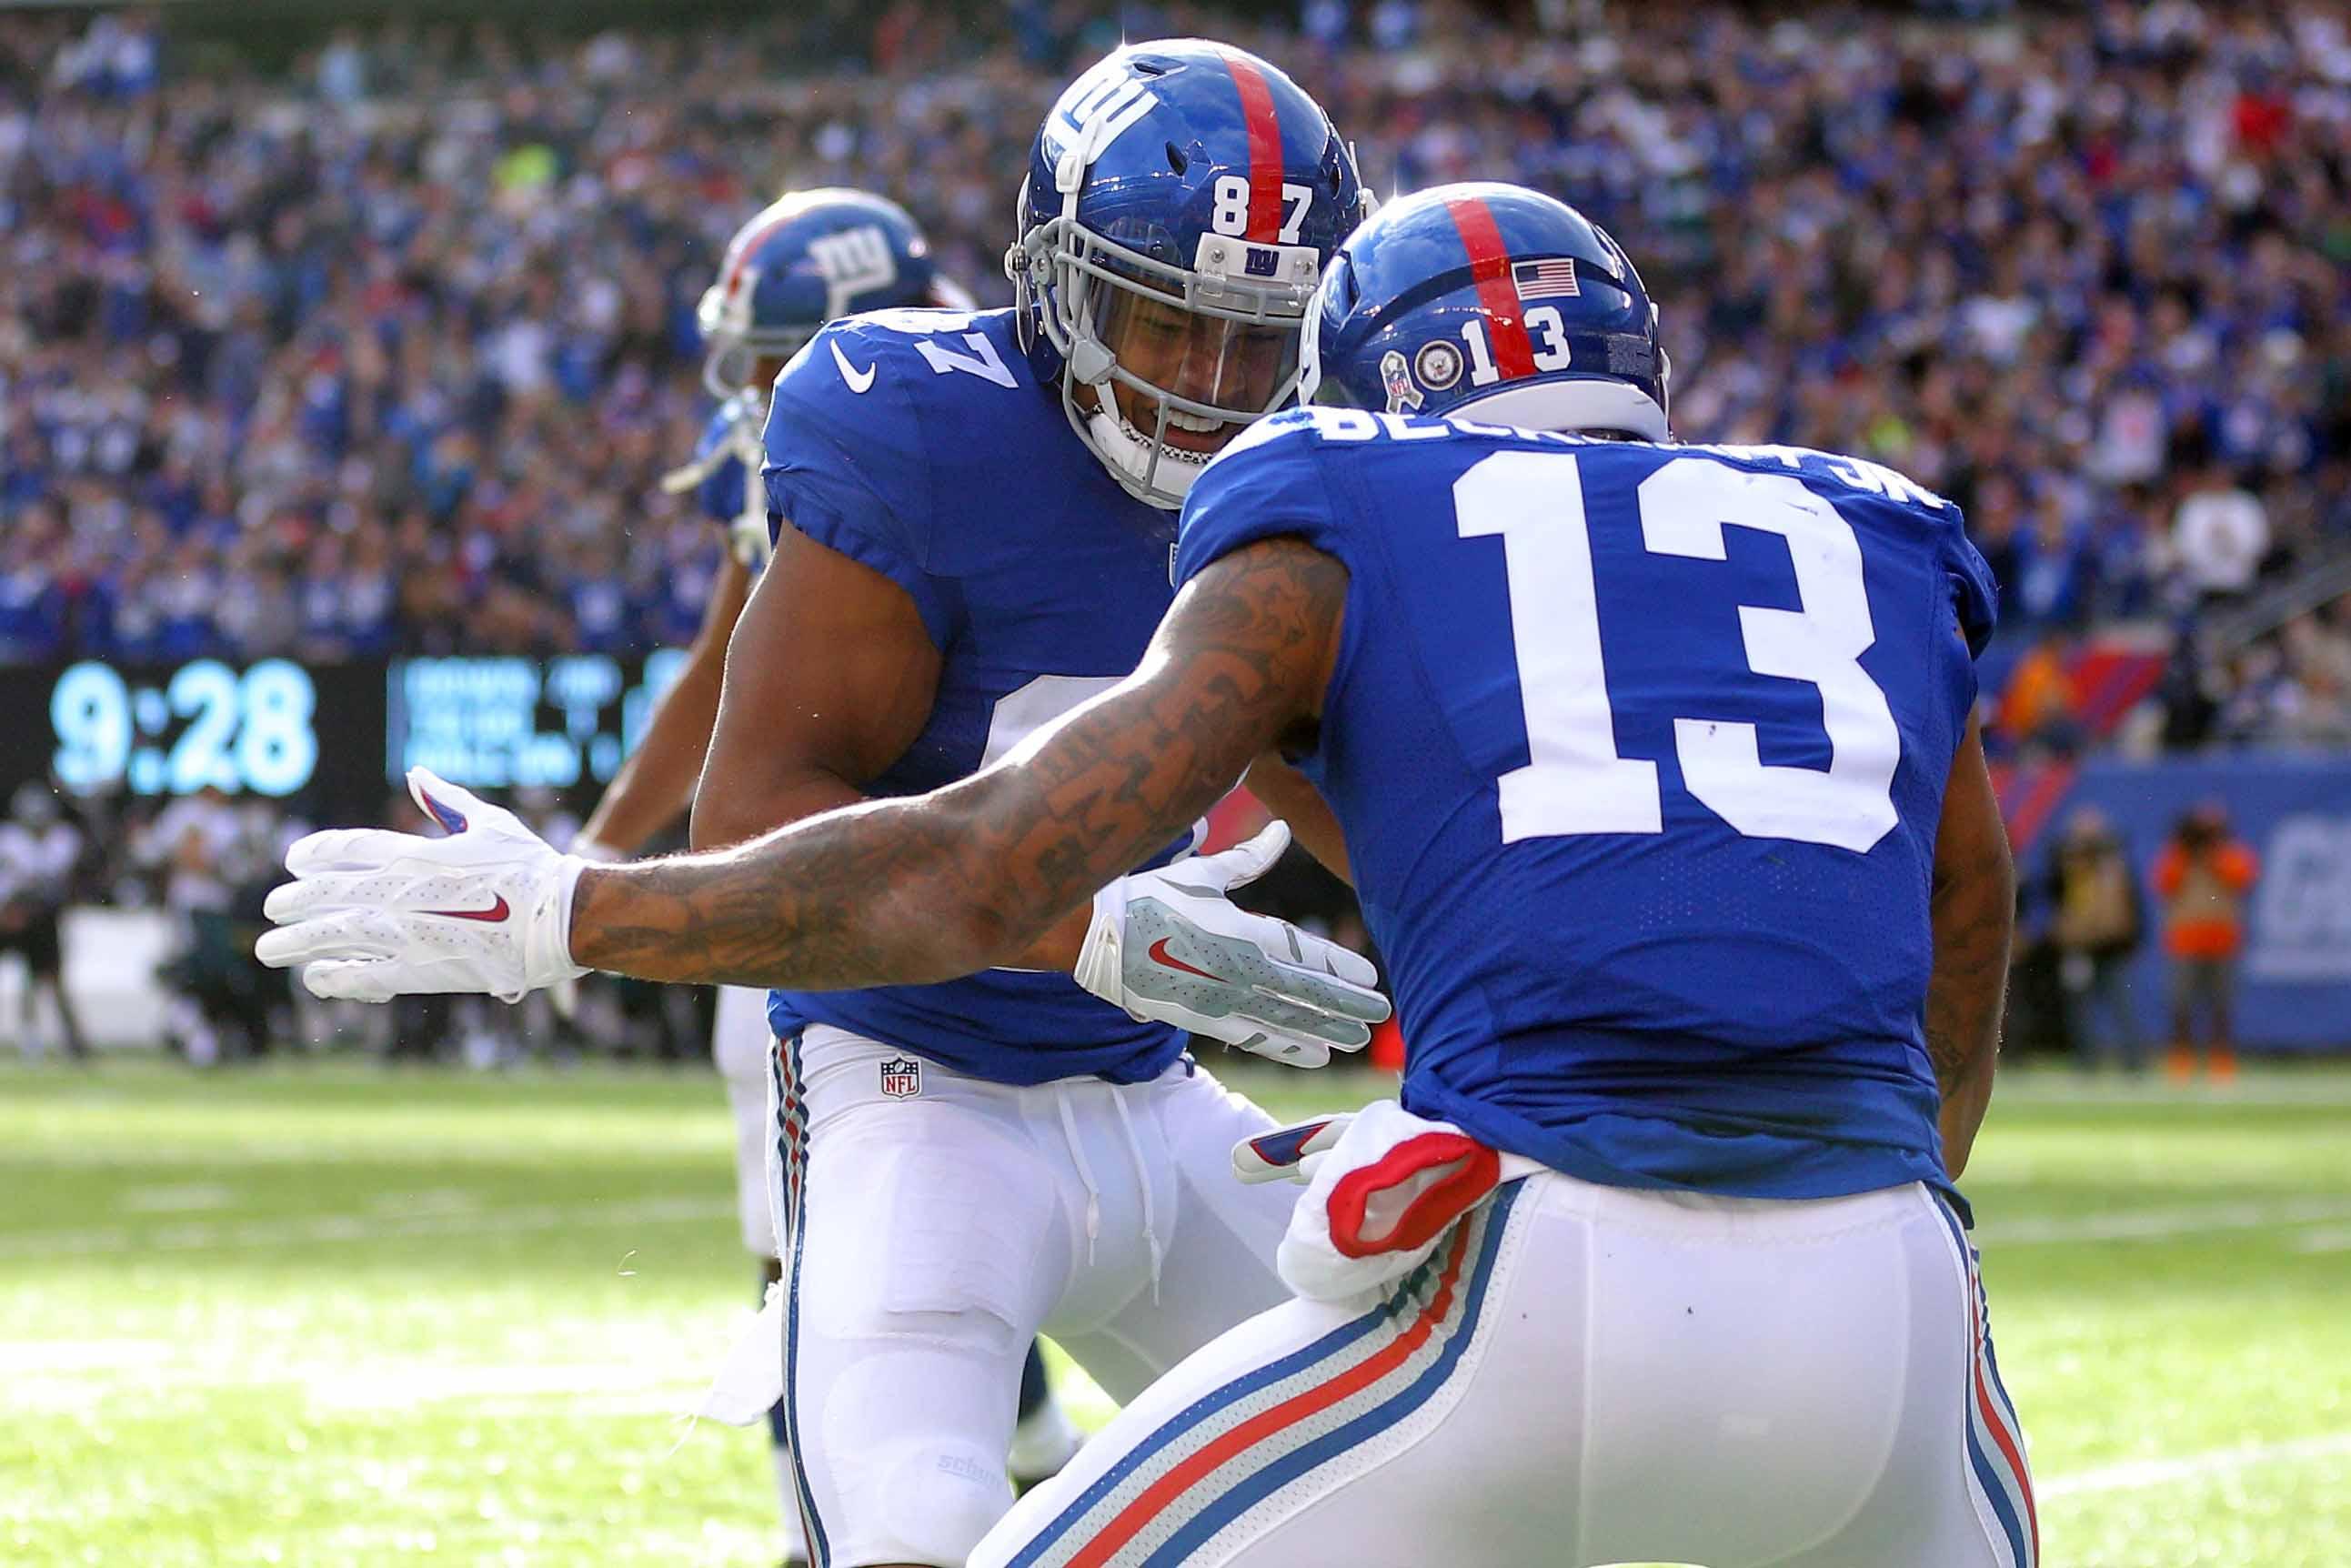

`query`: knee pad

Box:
[823,1428,1014,1564]
[807,1104,1057,1348]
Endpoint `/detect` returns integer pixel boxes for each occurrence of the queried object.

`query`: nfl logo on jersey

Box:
[879,1057,923,1099]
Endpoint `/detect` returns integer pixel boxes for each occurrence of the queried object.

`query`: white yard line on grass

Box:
[0,1195,733,1258]
[2290,1225,2351,1253]
[365,1186,481,1215]
[16,1192,2351,1256]
[116,1182,236,1212]
[1982,1194,2351,1245]
[303,1360,707,1412]
[2043,1429,2351,1498]
[1,1350,719,1418]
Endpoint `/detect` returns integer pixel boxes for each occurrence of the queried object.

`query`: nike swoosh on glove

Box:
[1072,822,1392,1069]
[255,768,590,1005]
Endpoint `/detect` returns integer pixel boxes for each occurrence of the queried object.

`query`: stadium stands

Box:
[2,2,2345,750]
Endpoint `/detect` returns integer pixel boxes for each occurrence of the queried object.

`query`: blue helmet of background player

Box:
[697,187,959,400]
[1008,39,1371,508]
[1299,181,1670,439]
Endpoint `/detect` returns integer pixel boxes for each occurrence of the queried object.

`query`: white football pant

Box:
[973,1173,2037,1568]
[769,1024,1303,1567]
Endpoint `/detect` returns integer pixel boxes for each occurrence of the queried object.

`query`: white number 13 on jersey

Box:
[1459,451,1900,853]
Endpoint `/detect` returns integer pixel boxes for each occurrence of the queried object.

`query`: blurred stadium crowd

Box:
[5,3,2349,752]
[2,1,2345,1068]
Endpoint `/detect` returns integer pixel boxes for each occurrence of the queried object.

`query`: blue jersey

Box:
[759,307,1190,1084]
[1177,408,1999,1201]
[694,396,754,526]
[693,393,769,569]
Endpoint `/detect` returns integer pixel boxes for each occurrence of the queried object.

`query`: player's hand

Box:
[1073,823,1391,1068]
[255,769,590,1005]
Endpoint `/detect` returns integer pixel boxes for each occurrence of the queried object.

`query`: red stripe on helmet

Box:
[720,206,803,300]
[1445,196,1537,380]
[1223,52,1285,243]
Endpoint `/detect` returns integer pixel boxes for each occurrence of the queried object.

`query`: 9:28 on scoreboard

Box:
[45,658,323,798]
[10,651,681,819]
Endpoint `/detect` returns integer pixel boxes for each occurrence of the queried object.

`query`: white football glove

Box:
[1073,822,1391,1069]
[546,837,624,1020]
[255,769,590,1005]
[1231,1113,1355,1185]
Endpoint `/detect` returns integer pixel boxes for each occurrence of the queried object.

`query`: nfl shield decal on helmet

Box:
[1380,350,1424,413]
[879,1057,923,1099]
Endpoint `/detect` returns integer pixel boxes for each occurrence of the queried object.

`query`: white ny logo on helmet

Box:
[806,226,899,318]
[1047,55,1159,166]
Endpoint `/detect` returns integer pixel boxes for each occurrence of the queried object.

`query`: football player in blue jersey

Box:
[563,188,1044,1566]
[266,178,2034,1565]
[264,43,1388,1568]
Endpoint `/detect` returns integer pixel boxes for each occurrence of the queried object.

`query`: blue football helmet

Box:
[1008,40,1371,508]
[697,188,962,399]
[1299,181,1670,438]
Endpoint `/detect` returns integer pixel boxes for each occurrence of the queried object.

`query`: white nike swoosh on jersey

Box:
[829,340,877,394]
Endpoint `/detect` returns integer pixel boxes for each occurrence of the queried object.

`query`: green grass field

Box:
[5,1056,2349,1567]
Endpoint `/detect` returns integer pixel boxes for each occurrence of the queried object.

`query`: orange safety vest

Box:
[2152,842,2258,960]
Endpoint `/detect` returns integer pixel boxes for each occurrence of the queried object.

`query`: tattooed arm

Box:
[686,524,1098,971]
[568,536,1348,990]
[1925,715,2014,1180]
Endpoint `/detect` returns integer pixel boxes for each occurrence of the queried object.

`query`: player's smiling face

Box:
[1090,285,1298,454]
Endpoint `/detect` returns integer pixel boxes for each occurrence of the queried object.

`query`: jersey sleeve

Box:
[761,322,959,648]
[1942,510,2000,658]
[1173,411,1345,589]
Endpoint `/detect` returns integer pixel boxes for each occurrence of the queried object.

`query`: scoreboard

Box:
[8,652,685,817]
[387,652,688,793]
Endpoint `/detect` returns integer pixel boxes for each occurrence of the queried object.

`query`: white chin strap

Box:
[1083,400,1203,506]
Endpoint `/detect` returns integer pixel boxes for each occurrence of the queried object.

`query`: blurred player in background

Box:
[560,189,1060,1564]
[263,181,2031,1566]
[0,782,88,1061]
[264,41,1386,1568]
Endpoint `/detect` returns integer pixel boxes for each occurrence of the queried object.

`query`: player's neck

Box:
[1450,381,1663,442]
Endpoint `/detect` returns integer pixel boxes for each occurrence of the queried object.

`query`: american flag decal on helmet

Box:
[1511,258,1580,299]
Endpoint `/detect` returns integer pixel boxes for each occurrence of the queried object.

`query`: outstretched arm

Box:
[573,552,753,857]
[1925,716,2014,1180]
[257,535,1383,1055]
[569,536,1349,990]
